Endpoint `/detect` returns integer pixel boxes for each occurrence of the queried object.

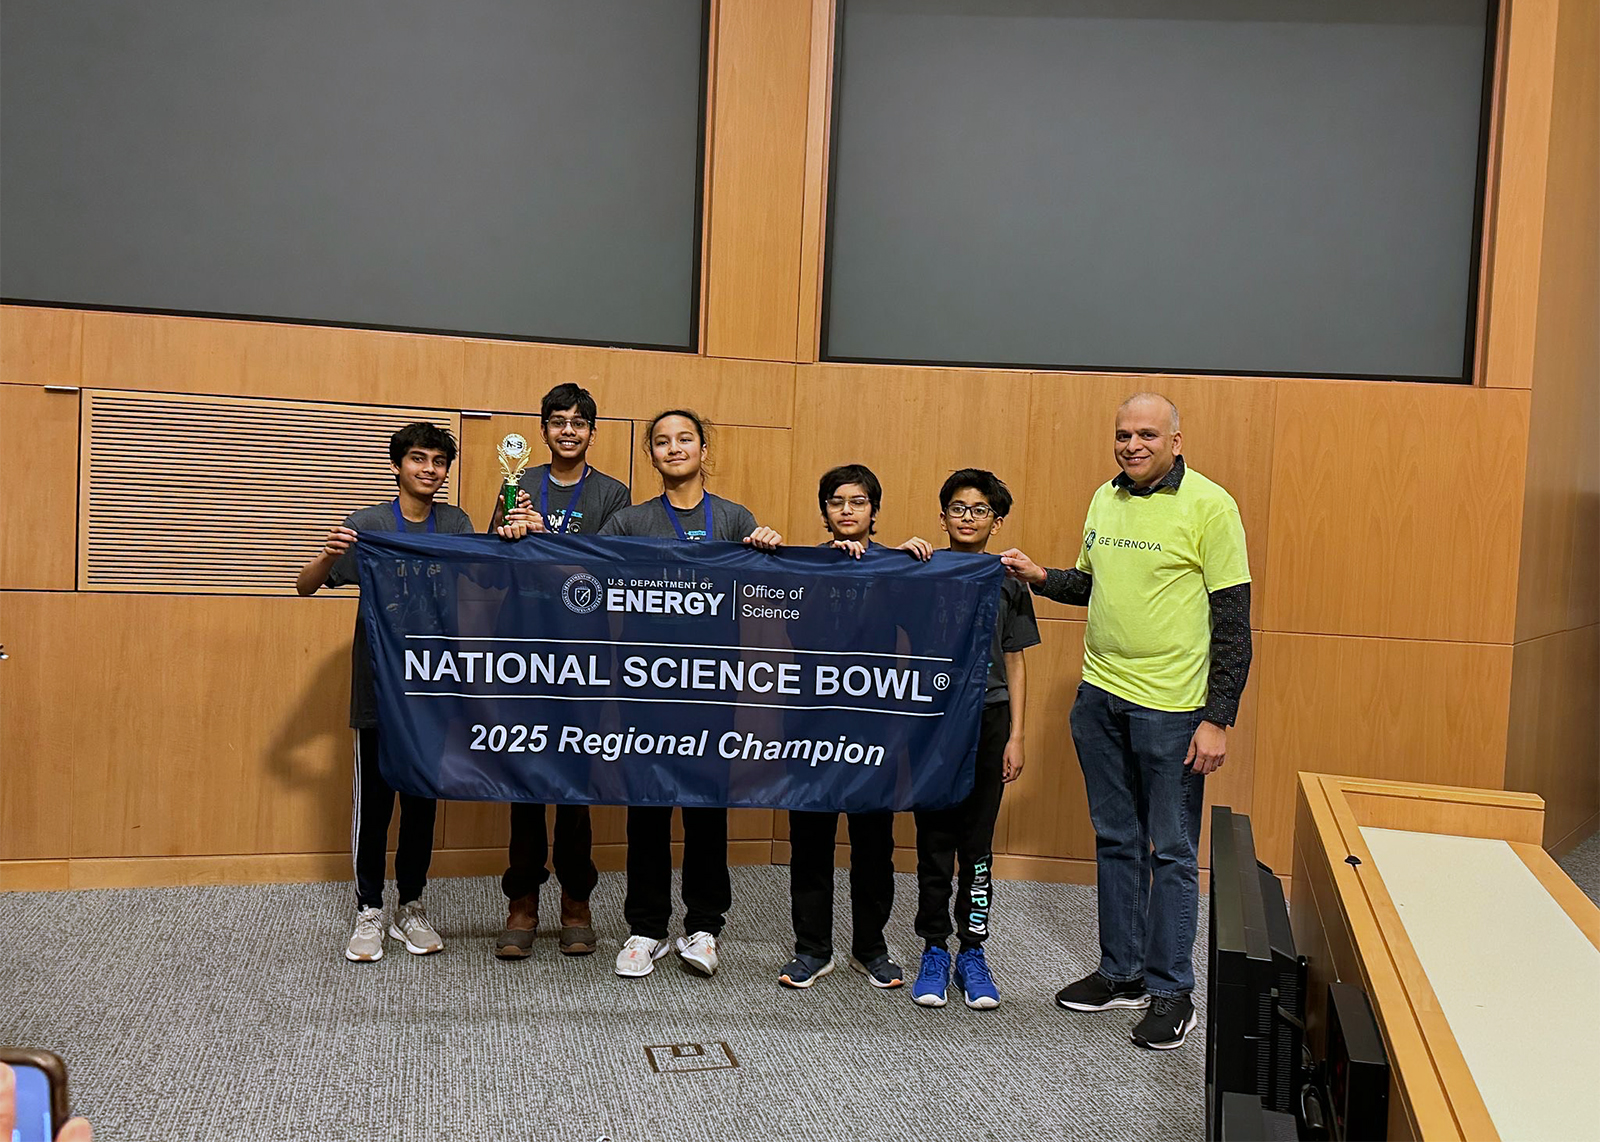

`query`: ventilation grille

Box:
[81,391,460,593]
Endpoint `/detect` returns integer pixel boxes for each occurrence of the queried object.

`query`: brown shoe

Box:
[495,892,538,959]
[558,891,596,955]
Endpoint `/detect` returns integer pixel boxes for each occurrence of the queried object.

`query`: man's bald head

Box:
[1117,392,1180,434]
[1113,392,1182,488]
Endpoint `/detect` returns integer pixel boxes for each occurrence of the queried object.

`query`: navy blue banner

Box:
[355,532,1004,812]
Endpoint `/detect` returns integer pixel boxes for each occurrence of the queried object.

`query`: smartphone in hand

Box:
[2,1049,69,1142]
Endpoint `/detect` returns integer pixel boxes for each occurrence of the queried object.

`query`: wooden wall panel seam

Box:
[1469,0,1514,386]
[1550,811,1600,857]
[1256,630,1515,647]
[696,0,723,356]
[55,308,801,430]
[793,0,836,364]
[1511,620,1600,646]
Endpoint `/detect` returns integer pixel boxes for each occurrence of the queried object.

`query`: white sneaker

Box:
[388,900,444,955]
[616,934,670,977]
[676,931,719,976]
[346,906,385,961]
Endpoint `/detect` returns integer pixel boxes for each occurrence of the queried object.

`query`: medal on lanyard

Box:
[391,499,437,533]
[540,466,590,535]
[660,494,713,541]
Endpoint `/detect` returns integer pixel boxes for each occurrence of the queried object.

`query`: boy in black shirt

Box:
[901,469,1040,1009]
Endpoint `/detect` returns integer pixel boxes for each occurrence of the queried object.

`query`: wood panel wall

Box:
[1504,0,1600,854]
[1,0,1592,892]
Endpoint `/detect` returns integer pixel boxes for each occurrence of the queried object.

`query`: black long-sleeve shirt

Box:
[1032,479,1253,729]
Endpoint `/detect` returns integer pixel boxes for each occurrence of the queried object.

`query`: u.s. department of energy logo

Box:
[561,572,603,614]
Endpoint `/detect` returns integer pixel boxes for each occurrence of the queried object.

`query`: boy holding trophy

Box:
[488,384,631,960]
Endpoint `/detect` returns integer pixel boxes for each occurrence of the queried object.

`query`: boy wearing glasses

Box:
[489,383,631,960]
[899,469,1039,1009]
[780,464,910,991]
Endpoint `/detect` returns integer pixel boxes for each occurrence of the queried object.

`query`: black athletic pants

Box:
[623,806,730,940]
[502,803,598,902]
[787,809,895,962]
[353,727,437,911]
[913,703,1009,950]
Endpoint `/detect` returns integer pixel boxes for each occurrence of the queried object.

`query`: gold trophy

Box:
[496,432,533,518]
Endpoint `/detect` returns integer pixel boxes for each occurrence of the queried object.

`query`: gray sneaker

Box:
[389,900,444,955]
[346,906,385,962]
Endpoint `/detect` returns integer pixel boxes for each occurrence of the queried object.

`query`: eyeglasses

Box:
[545,417,591,432]
[944,503,994,520]
[826,497,872,510]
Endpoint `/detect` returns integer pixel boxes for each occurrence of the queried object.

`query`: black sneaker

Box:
[1131,994,1198,1050]
[1056,970,1151,1012]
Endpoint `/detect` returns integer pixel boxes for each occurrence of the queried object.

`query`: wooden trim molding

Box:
[794,0,837,363]
[0,841,777,893]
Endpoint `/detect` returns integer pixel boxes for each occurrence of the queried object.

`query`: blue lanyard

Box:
[539,466,589,535]
[391,499,436,533]
[660,493,713,541]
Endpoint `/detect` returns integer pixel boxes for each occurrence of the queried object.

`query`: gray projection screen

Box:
[1,1,708,349]
[822,0,1494,380]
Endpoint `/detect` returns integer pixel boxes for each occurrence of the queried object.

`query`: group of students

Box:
[299,381,1253,1053]
[296,382,1039,1013]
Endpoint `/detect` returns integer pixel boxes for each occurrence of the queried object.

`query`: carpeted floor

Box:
[1558,829,1600,905]
[8,867,1202,1142]
[7,832,1598,1142]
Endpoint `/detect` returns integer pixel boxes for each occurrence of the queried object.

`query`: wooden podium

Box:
[1292,773,1600,1141]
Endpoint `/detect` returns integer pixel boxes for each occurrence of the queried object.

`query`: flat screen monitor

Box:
[1,0,709,349]
[824,0,1495,380]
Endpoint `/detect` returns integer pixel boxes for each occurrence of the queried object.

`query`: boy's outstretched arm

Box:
[297,524,358,596]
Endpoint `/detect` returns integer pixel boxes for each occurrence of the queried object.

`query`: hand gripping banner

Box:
[356,532,1004,812]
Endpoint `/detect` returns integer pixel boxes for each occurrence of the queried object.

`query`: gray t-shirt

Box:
[494,463,631,535]
[988,576,1042,707]
[599,492,759,542]
[325,500,475,728]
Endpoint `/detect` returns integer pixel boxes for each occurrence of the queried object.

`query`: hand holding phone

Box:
[0,1052,92,1142]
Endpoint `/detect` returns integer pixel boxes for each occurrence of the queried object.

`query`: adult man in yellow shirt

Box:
[1001,393,1252,1051]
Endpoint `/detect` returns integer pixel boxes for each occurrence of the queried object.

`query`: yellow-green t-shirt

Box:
[1076,465,1250,712]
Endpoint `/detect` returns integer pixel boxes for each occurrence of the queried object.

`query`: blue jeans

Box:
[1069,681,1206,997]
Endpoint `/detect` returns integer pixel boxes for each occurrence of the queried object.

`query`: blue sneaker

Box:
[955,946,1000,1009]
[912,946,951,1007]
[778,953,834,989]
